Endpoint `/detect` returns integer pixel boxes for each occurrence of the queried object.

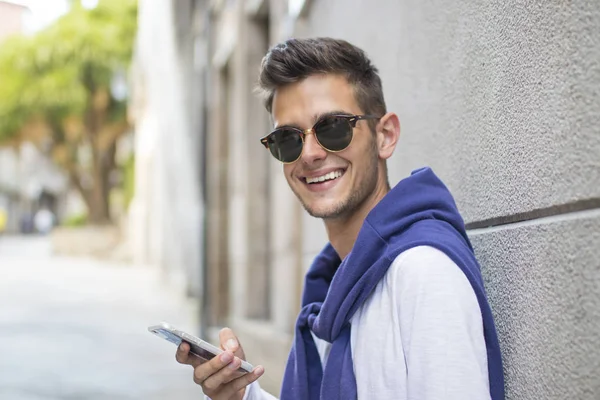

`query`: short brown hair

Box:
[257,37,386,126]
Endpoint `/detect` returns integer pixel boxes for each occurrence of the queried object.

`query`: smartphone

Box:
[148,322,254,373]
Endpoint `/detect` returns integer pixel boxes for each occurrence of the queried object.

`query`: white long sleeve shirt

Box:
[241,245,491,400]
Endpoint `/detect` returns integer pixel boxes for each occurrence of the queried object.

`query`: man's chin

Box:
[302,202,347,220]
[294,188,350,219]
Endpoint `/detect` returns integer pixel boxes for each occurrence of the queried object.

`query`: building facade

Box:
[0,1,28,41]
[131,0,600,398]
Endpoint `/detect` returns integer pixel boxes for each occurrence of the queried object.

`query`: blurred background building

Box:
[0,0,71,234]
[0,0,28,38]
[129,0,600,398]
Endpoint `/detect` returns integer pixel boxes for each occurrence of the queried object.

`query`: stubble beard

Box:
[296,143,380,221]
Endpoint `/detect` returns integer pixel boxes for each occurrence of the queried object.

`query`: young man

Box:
[176,37,505,400]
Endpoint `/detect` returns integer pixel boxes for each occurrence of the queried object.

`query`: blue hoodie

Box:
[281,167,504,400]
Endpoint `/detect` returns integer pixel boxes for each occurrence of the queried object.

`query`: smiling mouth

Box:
[304,169,345,184]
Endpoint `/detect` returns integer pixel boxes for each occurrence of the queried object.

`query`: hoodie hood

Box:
[366,166,471,250]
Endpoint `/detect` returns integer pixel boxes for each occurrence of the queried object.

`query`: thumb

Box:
[219,327,245,359]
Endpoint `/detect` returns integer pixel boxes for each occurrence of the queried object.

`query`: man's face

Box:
[271,74,380,220]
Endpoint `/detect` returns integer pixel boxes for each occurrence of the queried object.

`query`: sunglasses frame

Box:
[260,114,380,164]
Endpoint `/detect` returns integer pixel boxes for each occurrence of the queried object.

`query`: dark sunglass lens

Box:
[314,117,353,151]
[268,129,303,163]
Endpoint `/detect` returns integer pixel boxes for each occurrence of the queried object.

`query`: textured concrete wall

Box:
[471,211,600,399]
[298,0,600,398]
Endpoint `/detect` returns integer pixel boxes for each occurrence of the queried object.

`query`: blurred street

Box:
[0,236,202,400]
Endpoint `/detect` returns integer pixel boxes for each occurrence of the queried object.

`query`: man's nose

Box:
[300,129,327,164]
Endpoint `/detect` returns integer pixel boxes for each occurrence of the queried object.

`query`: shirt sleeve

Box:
[240,381,279,400]
[203,380,279,400]
[393,246,491,400]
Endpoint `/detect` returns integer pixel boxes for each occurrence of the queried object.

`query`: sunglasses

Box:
[260,114,380,163]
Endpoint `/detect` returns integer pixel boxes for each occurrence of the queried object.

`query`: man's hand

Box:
[175,327,265,400]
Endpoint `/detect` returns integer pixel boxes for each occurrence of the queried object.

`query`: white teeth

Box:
[306,170,343,184]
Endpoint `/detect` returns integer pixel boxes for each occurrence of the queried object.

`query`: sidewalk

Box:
[0,236,203,400]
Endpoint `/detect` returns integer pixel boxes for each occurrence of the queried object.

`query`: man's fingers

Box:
[218,365,265,398]
[176,342,190,364]
[192,350,236,385]
[176,342,204,368]
[199,356,247,390]
[178,328,255,397]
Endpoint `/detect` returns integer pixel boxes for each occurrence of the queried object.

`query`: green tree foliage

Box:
[0,0,137,224]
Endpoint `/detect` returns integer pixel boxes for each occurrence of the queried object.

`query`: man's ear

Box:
[376,112,400,160]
